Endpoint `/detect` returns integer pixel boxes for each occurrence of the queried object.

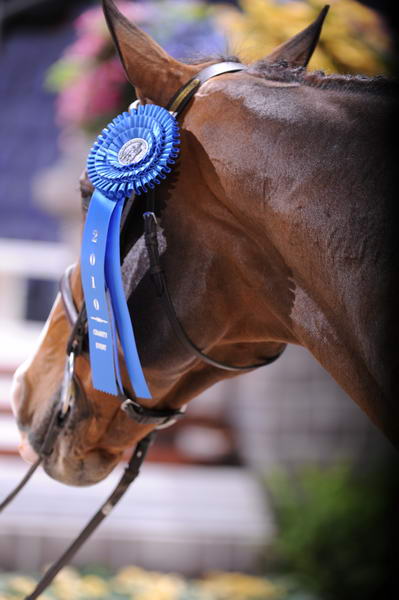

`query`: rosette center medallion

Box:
[118,138,149,165]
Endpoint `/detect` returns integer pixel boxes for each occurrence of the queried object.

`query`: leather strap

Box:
[121,397,185,427]
[60,266,87,356]
[24,433,154,600]
[0,371,78,514]
[167,61,246,115]
[60,265,78,326]
[0,459,42,513]
[143,208,284,371]
[59,264,187,428]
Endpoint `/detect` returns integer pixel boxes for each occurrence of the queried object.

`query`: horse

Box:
[10,0,398,489]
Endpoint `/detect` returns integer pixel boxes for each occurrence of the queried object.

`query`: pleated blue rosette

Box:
[81,104,180,398]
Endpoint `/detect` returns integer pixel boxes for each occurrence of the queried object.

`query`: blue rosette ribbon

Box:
[81,104,180,398]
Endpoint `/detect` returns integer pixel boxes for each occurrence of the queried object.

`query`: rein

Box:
[1,61,284,599]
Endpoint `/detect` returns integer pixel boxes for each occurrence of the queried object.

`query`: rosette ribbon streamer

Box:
[81,104,180,397]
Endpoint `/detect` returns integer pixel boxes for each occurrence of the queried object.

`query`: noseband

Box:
[1,61,284,599]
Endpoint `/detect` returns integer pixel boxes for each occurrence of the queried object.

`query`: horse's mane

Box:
[248,60,397,96]
[188,55,397,96]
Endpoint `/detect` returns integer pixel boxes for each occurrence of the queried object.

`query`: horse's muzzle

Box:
[42,446,121,486]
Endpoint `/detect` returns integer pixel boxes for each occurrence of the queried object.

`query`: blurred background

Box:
[0,1,397,599]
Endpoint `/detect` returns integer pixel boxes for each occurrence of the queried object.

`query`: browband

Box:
[167,61,246,115]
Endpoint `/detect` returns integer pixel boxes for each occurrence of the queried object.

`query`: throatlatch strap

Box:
[143,202,285,372]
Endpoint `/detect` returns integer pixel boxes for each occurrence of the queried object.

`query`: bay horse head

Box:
[11,0,397,486]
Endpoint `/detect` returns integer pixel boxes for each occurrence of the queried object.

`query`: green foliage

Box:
[263,463,398,600]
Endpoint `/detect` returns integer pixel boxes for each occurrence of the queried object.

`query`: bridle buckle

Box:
[143,210,157,225]
[59,352,76,421]
[121,397,186,429]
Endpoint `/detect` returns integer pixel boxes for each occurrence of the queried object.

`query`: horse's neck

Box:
[226,81,392,250]
[227,81,397,441]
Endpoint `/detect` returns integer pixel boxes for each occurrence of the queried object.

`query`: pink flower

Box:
[74,5,105,35]
[75,2,155,35]
[56,59,128,128]
[65,2,156,61]
[65,34,106,59]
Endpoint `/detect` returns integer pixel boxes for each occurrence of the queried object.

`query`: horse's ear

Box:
[102,0,198,105]
[262,5,329,68]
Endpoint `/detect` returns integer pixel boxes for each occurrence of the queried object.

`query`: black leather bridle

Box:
[0,61,284,599]
[61,62,283,426]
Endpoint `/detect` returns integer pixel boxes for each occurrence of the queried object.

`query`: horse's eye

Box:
[79,171,94,214]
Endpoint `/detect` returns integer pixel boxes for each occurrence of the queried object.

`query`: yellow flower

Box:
[7,575,38,595]
[80,574,110,597]
[51,566,83,599]
[112,566,185,599]
[214,0,392,75]
[197,571,283,600]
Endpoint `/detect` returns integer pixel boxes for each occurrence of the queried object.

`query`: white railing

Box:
[0,238,73,322]
[0,237,73,454]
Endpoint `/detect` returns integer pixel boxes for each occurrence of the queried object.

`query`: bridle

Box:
[0,61,285,599]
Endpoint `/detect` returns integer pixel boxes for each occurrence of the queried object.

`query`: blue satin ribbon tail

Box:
[105,201,151,399]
